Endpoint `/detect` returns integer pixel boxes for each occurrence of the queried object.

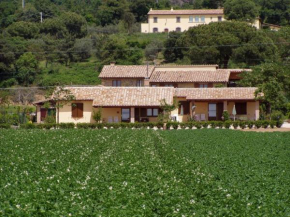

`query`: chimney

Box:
[171,7,173,11]
[150,8,153,11]
[110,62,115,66]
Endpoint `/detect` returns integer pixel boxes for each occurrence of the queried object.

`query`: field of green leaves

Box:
[1,129,290,216]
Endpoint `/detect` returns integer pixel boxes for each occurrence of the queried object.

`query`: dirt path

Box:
[240,128,290,133]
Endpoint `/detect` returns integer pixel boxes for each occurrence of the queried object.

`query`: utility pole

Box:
[22,0,25,9]
[40,12,43,23]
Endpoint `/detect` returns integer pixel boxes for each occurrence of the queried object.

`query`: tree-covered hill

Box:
[0,0,290,89]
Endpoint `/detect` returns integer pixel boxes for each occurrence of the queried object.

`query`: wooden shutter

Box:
[236,103,247,115]
[72,103,78,118]
[208,83,213,88]
[194,83,199,88]
[77,103,83,118]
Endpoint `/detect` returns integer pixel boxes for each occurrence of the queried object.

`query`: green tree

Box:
[46,86,75,124]
[173,21,278,68]
[15,52,38,86]
[145,40,164,61]
[6,21,39,39]
[163,32,183,63]
[224,0,259,22]
[60,12,87,39]
[238,63,290,113]
[123,12,136,34]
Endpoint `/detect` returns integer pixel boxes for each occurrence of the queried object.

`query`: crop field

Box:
[0,129,290,216]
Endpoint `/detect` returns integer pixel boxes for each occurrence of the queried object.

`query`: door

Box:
[208,103,217,121]
[135,108,140,122]
[121,108,130,122]
[217,103,224,121]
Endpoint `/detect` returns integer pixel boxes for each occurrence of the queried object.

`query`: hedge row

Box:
[5,120,283,130]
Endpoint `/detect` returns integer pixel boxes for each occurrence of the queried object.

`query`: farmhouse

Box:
[35,64,260,123]
[141,8,261,33]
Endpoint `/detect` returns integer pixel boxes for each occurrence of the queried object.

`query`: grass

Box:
[0,129,289,216]
[36,58,102,86]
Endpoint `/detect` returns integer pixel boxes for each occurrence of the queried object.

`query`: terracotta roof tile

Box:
[148,9,224,15]
[175,87,258,100]
[99,65,155,78]
[60,87,174,107]
[150,69,230,83]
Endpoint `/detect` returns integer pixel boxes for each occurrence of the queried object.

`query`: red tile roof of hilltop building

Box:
[99,65,155,78]
[148,9,224,15]
[175,87,259,100]
[150,69,231,83]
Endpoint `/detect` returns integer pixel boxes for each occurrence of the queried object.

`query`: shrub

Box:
[276,120,283,128]
[222,111,230,121]
[202,121,209,128]
[217,121,223,129]
[239,121,246,129]
[0,124,10,129]
[224,121,231,129]
[92,108,102,123]
[44,116,56,124]
[255,120,262,129]
[76,123,90,129]
[156,122,163,129]
[186,122,194,129]
[232,121,239,129]
[247,121,254,129]
[166,122,171,130]
[195,122,201,129]
[58,123,75,129]
[171,122,179,130]
[262,121,269,129]
[210,121,217,129]
[179,123,186,129]
[269,121,276,129]
[21,123,36,129]
[271,110,284,121]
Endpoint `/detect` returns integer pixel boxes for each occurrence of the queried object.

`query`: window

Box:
[218,16,222,22]
[235,102,247,115]
[147,108,152,116]
[143,108,159,117]
[195,16,199,22]
[201,16,205,22]
[189,16,193,22]
[112,80,121,87]
[136,80,142,87]
[178,101,190,115]
[121,108,130,122]
[208,103,217,118]
[164,28,169,33]
[153,28,158,33]
[176,17,181,23]
[72,103,83,118]
[199,84,208,88]
[176,27,181,32]
[153,109,159,117]
[154,17,158,23]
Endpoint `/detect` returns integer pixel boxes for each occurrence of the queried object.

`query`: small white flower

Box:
[16,204,20,209]
[190,199,195,204]
[142,204,146,209]
[47,188,51,192]
[258,206,261,209]
[123,181,127,187]
[247,203,252,206]
[109,186,113,190]
[226,194,231,198]
[68,213,72,216]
